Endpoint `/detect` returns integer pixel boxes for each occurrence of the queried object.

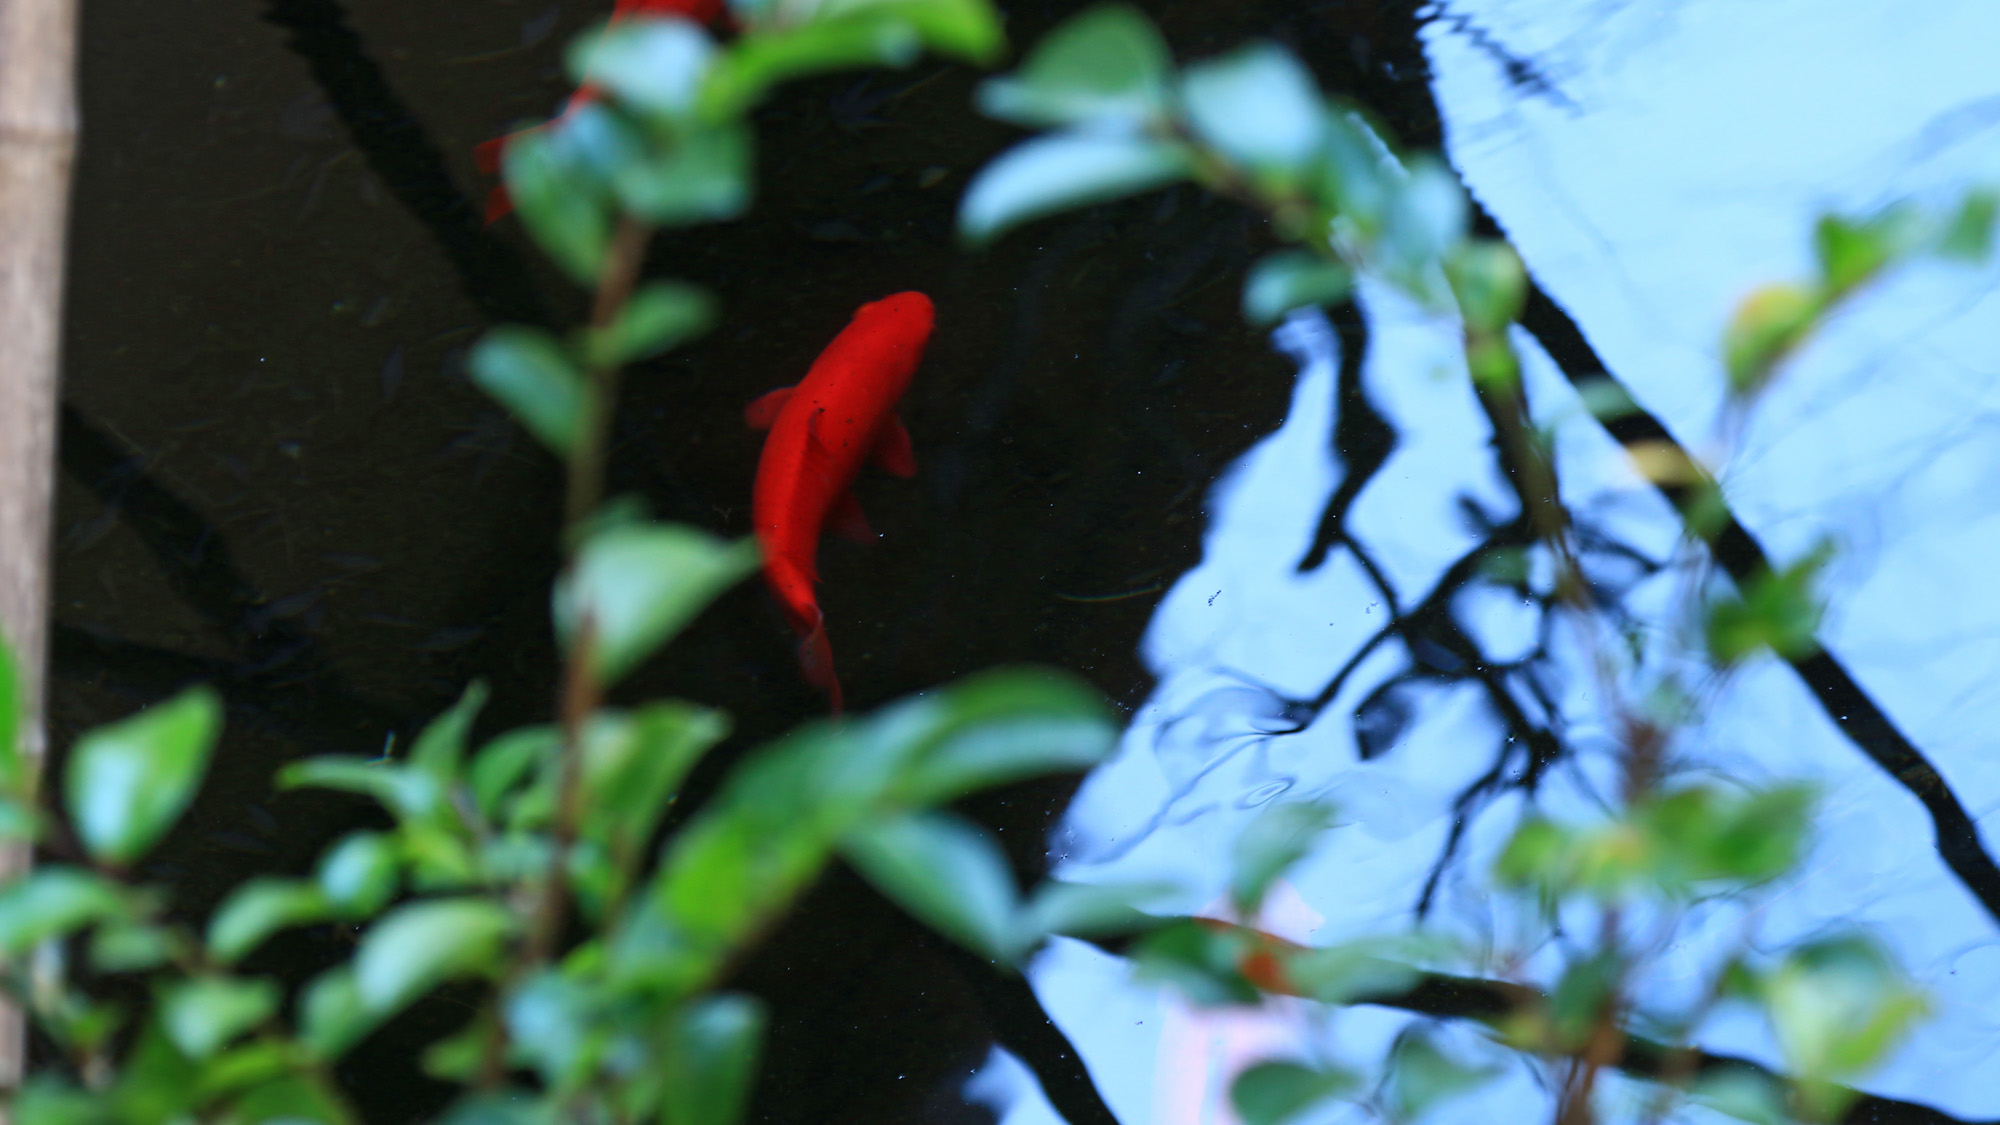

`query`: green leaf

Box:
[580,703,729,867]
[64,686,220,866]
[887,667,1115,806]
[553,523,760,687]
[1229,1060,1356,1125]
[844,811,1021,961]
[15,1077,110,1125]
[960,129,1191,245]
[470,327,587,457]
[1814,204,1919,295]
[1938,189,1997,261]
[1021,880,1174,941]
[318,832,400,918]
[409,682,489,782]
[612,120,753,227]
[159,976,279,1059]
[1242,250,1353,326]
[1705,541,1833,666]
[702,17,924,118]
[354,899,516,1015]
[1763,935,1928,1082]
[279,756,447,823]
[1384,1027,1498,1121]
[1721,282,1821,395]
[661,994,767,1125]
[469,725,559,825]
[504,128,613,283]
[1230,800,1335,915]
[1382,156,1469,274]
[571,19,717,119]
[1281,940,1423,1004]
[1130,921,1260,1006]
[585,280,717,368]
[1692,1066,1791,1125]
[208,878,330,964]
[300,967,376,1061]
[1180,43,1326,184]
[504,970,600,1087]
[1313,106,1394,234]
[1549,951,1621,1049]
[0,867,126,955]
[221,1072,356,1125]
[89,920,174,973]
[432,1092,547,1125]
[1447,240,1527,334]
[976,4,1170,128]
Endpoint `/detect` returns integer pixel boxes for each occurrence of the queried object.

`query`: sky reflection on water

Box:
[977,0,2000,1120]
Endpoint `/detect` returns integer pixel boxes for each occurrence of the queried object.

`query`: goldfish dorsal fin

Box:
[744,386,794,429]
[869,415,916,478]
[827,491,877,544]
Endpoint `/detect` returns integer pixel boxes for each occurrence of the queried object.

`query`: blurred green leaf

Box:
[702,17,924,118]
[1230,800,1335,916]
[195,1040,290,1101]
[410,682,489,782]
[108,1022,202,1125]
[1315,108,1393,233]
[159,976,279,1060]
[844,811,1021,960]
[1242,250,1353,326]
[661,994,766,1125]
[886,667,1115,806]
[300,966,375,1061]
[222,1071,356,1125]
[1385,1027,1498,1121]
[1021,880,1174,941]
[572,19,717,119]
[354,899,515,1015]
[1382,157,1469,276]
[1182,43,1326,186]
[612,121,753,227]
[1938,189,1997,260]
[65,686,220,867]
[1722,282,1820,395]
[0,867,126,955]
[976,4,1170,128]
[1493,817,1569,893]
[585,280,717,368]
[1548,951,1621,1049]
[1692,1066,1791,1125]
[432,1091,547,1125]
[840,0,1004,63]
[505,128,613,283]
[470,725,560,825]
[208,878,330,965]
[1230,1060,1355,1125]
[505,970,600,1088]
[960,130,1191,244]
[1281,940,1423,1005]
[1447,240,1527,334]
[1706,542,1833,666]
[1763,935,1928,1087]
[579,703,730,896]
[89,920,174,973]
[1640,784,1813,891]
[1130,921,1260,1006]
[319,832,401,918]
[280,756,447,824]
[15,1077,111,1125]
[470,327,587,458]
[554,523,760,687]
[1814,204,1919,296]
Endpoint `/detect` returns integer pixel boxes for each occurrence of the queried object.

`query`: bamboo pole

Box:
[0,0,80,1099]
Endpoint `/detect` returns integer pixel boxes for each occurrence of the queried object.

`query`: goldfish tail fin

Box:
[797,619,843,715]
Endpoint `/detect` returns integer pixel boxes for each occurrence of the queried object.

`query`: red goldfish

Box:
[475,0,729,224]
[746,292,933,713]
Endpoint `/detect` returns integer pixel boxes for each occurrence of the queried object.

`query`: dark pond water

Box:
[47,0,2000,1121]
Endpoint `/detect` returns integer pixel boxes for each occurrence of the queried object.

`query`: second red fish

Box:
[746,292,934,714]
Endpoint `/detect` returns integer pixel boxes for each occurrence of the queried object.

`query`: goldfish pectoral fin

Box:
[869,415,917,479]
[744,386,795,429]
[827,491,877,544]
[797,621,843,715]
